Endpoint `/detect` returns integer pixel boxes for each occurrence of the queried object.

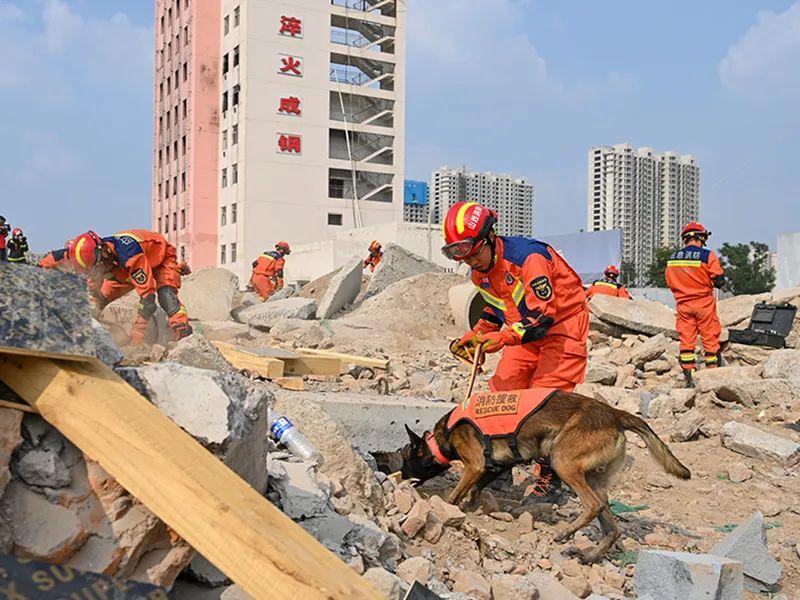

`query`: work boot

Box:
[716,351,724,367]
[683,369,696,389]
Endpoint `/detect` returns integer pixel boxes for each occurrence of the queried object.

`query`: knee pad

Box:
[157,286,182,316]
[137,294,157,319]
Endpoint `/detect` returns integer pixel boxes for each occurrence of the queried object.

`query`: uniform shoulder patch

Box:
[131,268,148,285]
[530,275,553,300]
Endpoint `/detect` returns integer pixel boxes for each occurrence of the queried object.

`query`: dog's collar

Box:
[425,431,451,466]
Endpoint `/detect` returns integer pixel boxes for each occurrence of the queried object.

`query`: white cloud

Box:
[719,2,800,96]
[42,0,81,53]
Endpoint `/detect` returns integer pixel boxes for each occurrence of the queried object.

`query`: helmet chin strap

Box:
[473,235,497,273]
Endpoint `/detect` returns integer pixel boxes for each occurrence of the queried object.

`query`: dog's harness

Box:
[425,432,451,466]
[443,388,557,471]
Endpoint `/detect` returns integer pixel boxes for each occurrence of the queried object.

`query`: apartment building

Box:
[403,179,429,224]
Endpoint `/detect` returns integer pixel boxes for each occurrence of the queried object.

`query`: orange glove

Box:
[478,329,521,353]
[129,315,149,346]
[458,320,498,349]
[38,253,58,269]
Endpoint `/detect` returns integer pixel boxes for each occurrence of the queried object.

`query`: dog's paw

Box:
[552,528,573,543]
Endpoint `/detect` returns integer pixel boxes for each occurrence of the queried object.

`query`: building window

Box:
[222,129,228,150]
[158,217,162,232]
[232,124,238,145]
[220,245,226,264]
[180,245,186,261]
[233,46,240,68]
[234,6,240,27]
[158,183,162,199]
[166,76,171,93]
[166,111,171,130]
[182,63,187,82]
[181,171,186,191]
[160,15,165,34]
[328,213,343,226]
[165,178,170,197]
[183,25,188,46]
[329,179,344,198]
[181,135,187,155]
[231,203,237,223]
[164,214,170,232]
[222,91,228,113]
[159,82,164,101]
[182,99,187,118]
[222,53,229,75]
[224,15,229,35]
[221,206,227,226]
[231,163,238,184]
[181,209,186,229]
[173,212,177,231]
[221,168,227,188]
[173,176,178,196]
[231,243,237,263]
[232,84,240,106]
[173,139,178,158]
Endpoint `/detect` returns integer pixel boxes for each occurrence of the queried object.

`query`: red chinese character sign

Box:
[277,134,302,154]
[278,96,302,116]
[279,15,302,37]
[277,54,303,77]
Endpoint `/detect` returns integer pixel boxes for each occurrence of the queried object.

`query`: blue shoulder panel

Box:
[501,236,552,266]
[107,235,144,264]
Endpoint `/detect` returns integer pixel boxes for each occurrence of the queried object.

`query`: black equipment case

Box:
[728,301,797,348]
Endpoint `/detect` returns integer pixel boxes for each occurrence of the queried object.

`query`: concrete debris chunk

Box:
[234,297,317,328]
[91,318,123,367]
[762,349,800,380]
[15,449,71,488]
[179,267,239,322]
[732,379,800,407]
[428,495,466,527]
[401,499,432,538]
[451,570,492,600]
[634,550,743,600]
[363,243,443,300]
[588,295,676,338]
[527,572,580,599]
[711,511,782,592]
[693,365,763,393]
[396,556,434,585]
[629,332,671,366]
[722,421,800,465]
[118,363,271,491]
[584,362,618,385]
[0,263,94,357]
[716,293,771,327]
[714,384,755,407]
[317,258,364,319]
[344,513,402,571]
[669,409,704,442]
[0,408,24,496]
[198,320,251,342]
[491,574,540,600]
[166,333,235,373]
[362,567,403,600]
[267,456,330,520]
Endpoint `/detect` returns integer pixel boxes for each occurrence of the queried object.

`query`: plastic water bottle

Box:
[268,409,320,462]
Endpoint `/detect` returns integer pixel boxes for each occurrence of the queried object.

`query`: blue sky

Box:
[1,1,798,252]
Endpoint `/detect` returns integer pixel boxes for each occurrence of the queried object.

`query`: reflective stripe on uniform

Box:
[114,231,144,242]
[667,260,702,268]
[705,355,718,363]
[511,322,526,337]
[478,288,506,311]
[679,352,696,363]
[455,202,478,234]
[594,281,618,289]
[511,279,525,306]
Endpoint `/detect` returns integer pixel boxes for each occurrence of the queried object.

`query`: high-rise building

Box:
[217,0,405,281]
[152,0,406,281]
[587,144,700,283]
[151,0,221,269]
[403,180,428,223]
[429,166,534,237]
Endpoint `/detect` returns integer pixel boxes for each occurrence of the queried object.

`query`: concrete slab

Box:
[711,511,781,592]
[363,243,443,300]
[634,550,743,600]
[589,294,677,338]
[318,258,364,319]
[722,421,800,465]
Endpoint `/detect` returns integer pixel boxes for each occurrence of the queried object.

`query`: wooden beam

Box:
[0,354,379,599]
[275,377,305,391]
[296,348,389,370]
[0,398,38,413]
[212,342,285,378]
[282,356,342,377]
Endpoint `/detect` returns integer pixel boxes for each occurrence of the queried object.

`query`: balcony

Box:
[329,129,393,165]
[329,168,393,203]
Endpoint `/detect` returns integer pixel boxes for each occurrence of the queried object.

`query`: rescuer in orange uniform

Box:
[67,230,192,345]
[363,240,383,273]
[250,241,291,301]
[586,265,632,300]
[665,222,725,388]
[445,202,589,393]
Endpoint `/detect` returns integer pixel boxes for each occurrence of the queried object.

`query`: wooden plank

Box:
[234,346,301,360]
[212,342,285,378]
[0,345,94,363]
[0,398,37,413]
[296,347,389,370]
[275,377,305,391]
[282,356,342,377]
[0,354,379,600]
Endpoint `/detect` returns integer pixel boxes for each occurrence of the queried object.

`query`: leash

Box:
[465,342,485,402]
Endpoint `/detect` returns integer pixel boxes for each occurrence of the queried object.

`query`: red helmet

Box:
[604,265,620,279]
[275,241,291,255]
[11,228,22,237]
[369,240,381,252]
[681,221,710,240]
[68,231,103,273]
[441,202,497,261]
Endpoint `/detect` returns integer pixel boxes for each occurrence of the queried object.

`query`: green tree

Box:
[620,261,637,286]
[645,246,678,287]
[718,241,775,295]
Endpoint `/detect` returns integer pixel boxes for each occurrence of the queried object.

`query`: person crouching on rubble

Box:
[443,201,590,495]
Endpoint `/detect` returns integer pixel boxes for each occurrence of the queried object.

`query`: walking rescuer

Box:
[444,201,589,392]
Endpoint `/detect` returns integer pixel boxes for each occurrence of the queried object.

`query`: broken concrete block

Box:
[527,572,580,599]
[179,267,239,322]
[344,513,402,571]
[234,297,317,328]
[267,456,330,519]
[490,574,539,600]
[452,570,491,600]
[722,421,800,465]
[363,567,402,600]
[595,387,642,414]
[711,511,781,592]
[363,243,443,300]
[0,408,23,496]
[429,495,465,527]
[629,332,671,366]
[317,258,363,319]
[0,263,94,358]
[118,363,271,492]
[634,550,743,600]
[733,378,800,407]
[15,449,71,488]
[763,349,800,380]
[716,293,771,327]
[396,556,434,585]
[713,384,755,407]
[693,365,762,393]
[670,409,704,442]
[401,499,432,537]
[166,333,235,373]
[184,553,231,587]
[584,361,618,385]
[1,481,87,562]
[198,320,251,342]
[588,295,677,338]
[92,319,123,367]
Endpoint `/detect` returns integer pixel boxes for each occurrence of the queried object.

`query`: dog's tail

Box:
[617,410,691,480]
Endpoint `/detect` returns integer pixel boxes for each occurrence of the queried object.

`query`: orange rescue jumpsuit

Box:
[471,237,589,392]
[251,251,285,300]
[363,250,382,273]
[665,241,724,370]
[586,278,632,300]
[95,230,189,341]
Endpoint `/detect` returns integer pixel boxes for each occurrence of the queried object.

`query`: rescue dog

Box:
[401,390,690,563]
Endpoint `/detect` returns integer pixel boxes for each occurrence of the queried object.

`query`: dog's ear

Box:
[405,424,423,447]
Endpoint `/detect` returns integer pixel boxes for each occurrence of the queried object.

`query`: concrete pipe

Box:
[448,282,488,331]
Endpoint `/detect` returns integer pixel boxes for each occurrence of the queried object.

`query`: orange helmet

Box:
[275,241,291,255]
[68,231,103,273]
[369,240,381,252]
[681,221,710,241]
[441,202,497,261]
[604,264,620,279]
[11,228,22,237]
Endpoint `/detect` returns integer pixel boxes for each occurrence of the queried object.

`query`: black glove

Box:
[520,315,555,343]
[712,275,726,289]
